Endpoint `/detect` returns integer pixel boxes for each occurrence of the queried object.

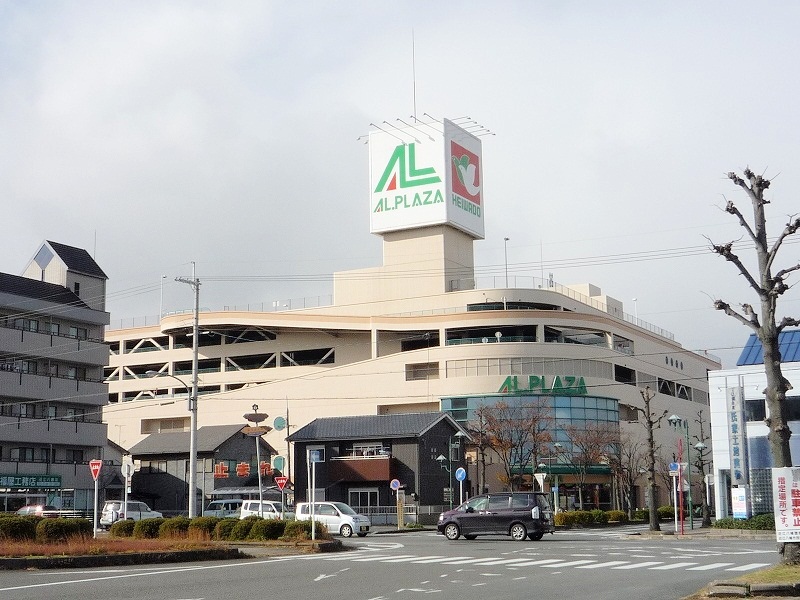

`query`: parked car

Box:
[204,499,244,518]
[295,501,370,537]
[239,499,294,520]
[437,492,555,541]
[15,504,57,517]
[99,500,162,528]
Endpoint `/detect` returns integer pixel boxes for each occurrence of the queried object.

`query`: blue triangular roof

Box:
[737,329,800,366]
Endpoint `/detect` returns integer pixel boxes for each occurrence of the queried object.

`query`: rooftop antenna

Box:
[412,29,417,119]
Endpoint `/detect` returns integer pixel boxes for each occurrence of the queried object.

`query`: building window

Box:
[65,408,86,422]
[47,322,60,335]
[65,449,84,463]
[69,326,88,340]
[12,447,34,462]
[405,362,439,381]
[13,318,38,332]
[74,282,80,296]
[40,447,55,463]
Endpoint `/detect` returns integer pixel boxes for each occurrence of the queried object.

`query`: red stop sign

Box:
[275,475,288,490]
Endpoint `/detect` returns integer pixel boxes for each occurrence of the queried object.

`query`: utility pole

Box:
[176,262,200,518]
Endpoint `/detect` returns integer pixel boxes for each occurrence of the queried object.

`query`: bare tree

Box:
[711,168,800,563]
[562,422,620,510]
[475,399,552,491]
[609,432,648,519]
[627,387,669,531]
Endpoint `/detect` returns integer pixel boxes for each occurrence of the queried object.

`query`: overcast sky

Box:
[2,1,799,368]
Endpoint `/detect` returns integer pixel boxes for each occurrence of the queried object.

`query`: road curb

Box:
[706,580,800,597]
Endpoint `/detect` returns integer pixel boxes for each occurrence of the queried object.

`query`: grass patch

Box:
[0,537,216,558]
[732,563,800,584]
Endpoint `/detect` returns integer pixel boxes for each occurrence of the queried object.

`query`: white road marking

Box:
[726,563,772,572]
[612,561,664,569]
[649,562,698,570]
[687,563,734,571]
[576,561,630,569]
[538,560,596,568]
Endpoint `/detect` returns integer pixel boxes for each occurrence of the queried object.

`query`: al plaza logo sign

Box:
[372,143,445,212]
[498,375,588,396]
[368,118,485,239]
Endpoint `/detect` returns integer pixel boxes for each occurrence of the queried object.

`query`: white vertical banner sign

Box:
[727,382,749,485]
[772,467,800,542]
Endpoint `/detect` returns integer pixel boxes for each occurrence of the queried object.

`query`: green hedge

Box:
[606,510,628,523]
[36,518,92,542]
[657,506,674,520]
[133,517,165,539]
[109,519,136,537]
[281,519,329,540]
[0,516,37,540]
[229,517,258,540]
[159,516,191,538]
[713,513,775,530]
[248,519,287,540]
[213,518,239,540]
[189,516,220,539]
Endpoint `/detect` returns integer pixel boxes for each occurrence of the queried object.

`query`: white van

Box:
[203,499,243,518]
[239,499,294,520]
[99,500,162,528]
[295,501,370,537]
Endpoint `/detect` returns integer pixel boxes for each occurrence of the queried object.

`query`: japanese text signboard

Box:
[727,384,749,485]
[772,467,800,542]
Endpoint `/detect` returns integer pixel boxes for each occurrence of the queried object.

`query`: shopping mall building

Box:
[104,118,720,512]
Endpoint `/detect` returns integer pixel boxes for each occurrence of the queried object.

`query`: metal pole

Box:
[685,424,694,530]
[188,263,199,518]
[503,237,509,287]
[255,432,263,518]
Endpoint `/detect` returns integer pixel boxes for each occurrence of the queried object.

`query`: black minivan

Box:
[437,492,555,541]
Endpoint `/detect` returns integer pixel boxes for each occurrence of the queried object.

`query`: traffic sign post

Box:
[89,459,102,538]
[275,475,288,519]
[455,467,466,505]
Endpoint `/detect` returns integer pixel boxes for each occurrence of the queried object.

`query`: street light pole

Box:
[668,414,694,531]
[244,405,270,518]
[176,262,200,518]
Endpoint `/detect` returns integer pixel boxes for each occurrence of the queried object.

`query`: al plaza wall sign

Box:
[0,474,62,489]
[497,375,588,396]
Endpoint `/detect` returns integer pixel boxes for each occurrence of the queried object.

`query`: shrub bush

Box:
[0,516,36,541]
[554,511,574,527]
[281,519,329,540]
[159,516,191,539]
[632,509,649,521]
[606,510,628,523]
[189,516,220,540]
[133,517,165,539]
[590,509,608,524]
[248,519,287,541]
[36,518,91,542]
[714,513,775,530]
[213,518,239,540]
[657,506,673,520]
[109,519,135,537]
[229,517,258,540]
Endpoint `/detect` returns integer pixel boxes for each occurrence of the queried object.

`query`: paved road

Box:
[0,527,778,600]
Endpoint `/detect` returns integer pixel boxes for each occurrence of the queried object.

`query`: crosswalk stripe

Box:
[612,561,664,569]
[538,560,596,568]
[380,555,445,563]
[576,561,630,569]
[650,562,698,570]
[417,556,475,564]
[726,563,772,572]
[509,559,569,567]
[687,563,734,571]
[352,555,413,562]
[465,558,540,566]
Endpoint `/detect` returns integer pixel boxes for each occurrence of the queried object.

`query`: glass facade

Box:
[440,393,620,454]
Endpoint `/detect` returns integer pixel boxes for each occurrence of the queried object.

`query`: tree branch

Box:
[722,199,759,244]
[777,316,800,333]
[767,216,800,268]
[710,241,765,296]
[714,299,760,331]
